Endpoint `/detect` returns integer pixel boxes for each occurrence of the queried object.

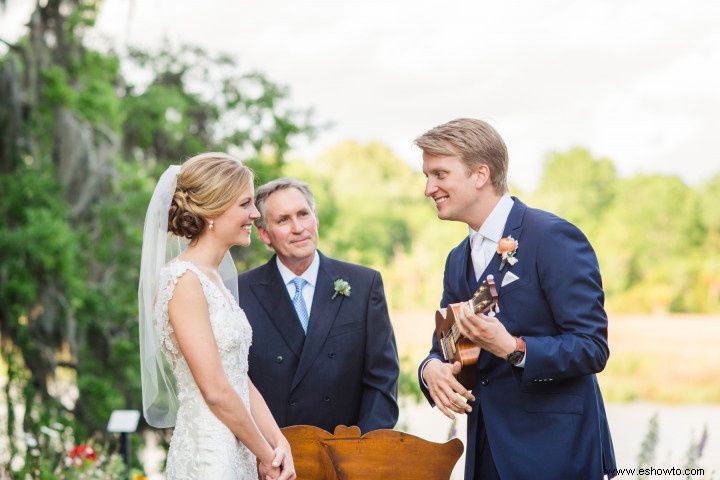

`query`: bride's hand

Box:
[270,445,296,480]
[258,447,283,480]
[258,462,281,480]
[258,457,281,480]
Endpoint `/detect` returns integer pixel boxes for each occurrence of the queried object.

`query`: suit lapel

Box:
[291,252,344,391]
[460,238,477,300]
[249,257,305,358]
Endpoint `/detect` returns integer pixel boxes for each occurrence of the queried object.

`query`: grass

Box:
[391,311,720,404]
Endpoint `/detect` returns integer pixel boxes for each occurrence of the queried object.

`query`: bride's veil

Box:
[138,164,240,428]
[139,165,182,428]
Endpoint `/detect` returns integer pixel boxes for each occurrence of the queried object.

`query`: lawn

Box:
[391,312,720,404]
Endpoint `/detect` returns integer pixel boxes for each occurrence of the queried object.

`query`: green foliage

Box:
[533,159,717,313]
[531,147,617,238]
[397,356,423,404]
[637,413,658,479]
[122,44,314,165]
[1,2,316,475]
[594,175,706,312]
[635,414,709,480]
[683,426,708,479]
[17,435,126,480]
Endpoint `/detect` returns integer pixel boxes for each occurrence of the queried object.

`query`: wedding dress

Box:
[155,259,257,479]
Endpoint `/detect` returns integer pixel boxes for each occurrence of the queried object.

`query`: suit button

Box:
[328,352,336,358]
[276,355,284,363]
[480,379,489,386]
[289,400,297,407]
[323,396,331,402]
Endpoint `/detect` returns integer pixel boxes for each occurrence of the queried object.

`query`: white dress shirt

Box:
[276,252,320,316]
[469,194,514,279]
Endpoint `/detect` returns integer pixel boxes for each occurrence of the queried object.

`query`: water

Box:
[398,401,720,479]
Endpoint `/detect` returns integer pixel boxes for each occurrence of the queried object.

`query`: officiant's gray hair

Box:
[254,177,317,230]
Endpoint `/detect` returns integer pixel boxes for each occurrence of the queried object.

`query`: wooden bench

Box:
[268,425,463,480]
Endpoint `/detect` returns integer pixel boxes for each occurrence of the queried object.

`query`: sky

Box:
[2,0,719,190]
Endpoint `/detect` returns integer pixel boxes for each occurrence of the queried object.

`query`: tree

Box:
[0,1,314,473]
[531,147,618,240]
[594,175,705,312]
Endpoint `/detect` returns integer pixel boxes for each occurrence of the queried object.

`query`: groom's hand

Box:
[422,359,475,420]
[456,302,516,359]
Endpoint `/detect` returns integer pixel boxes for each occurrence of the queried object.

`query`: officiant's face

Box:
[258,187,319,268]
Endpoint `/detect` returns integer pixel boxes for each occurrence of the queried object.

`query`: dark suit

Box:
[419,198,616,479]
[238,251,399,433]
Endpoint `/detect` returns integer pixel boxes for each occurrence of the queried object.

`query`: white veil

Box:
[139,164,240,428]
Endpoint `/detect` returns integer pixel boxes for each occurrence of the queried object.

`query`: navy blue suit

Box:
[419,198,616,479]
[238,252,399,433]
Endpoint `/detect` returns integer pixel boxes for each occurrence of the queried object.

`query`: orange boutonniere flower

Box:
[497,236,519,270]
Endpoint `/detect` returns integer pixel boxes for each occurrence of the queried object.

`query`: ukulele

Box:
[434,275,499,389]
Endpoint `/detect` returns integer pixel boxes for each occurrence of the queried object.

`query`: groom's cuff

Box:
[419,358,440,389]
[516,351,526,368]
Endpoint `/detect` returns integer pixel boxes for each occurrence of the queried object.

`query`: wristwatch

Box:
[506,336,526,366]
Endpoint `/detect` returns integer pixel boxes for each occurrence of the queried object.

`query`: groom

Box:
[238,178,399,434]
[416,119,616,479]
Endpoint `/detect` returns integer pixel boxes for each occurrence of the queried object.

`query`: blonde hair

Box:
[168,152,253,241]
[414,118,509,194]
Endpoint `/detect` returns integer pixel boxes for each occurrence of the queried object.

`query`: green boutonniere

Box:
[332,279,351,299]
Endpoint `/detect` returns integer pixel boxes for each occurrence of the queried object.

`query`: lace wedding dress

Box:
[155,260,257,479]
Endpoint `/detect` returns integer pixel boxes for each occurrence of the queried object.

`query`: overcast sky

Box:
[3,0,719,190]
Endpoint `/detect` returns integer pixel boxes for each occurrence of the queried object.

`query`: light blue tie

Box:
[291,277,310,333]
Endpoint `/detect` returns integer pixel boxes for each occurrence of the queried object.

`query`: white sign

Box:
[107,410,140,433]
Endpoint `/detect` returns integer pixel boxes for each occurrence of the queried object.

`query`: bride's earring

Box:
[209,219,214,230]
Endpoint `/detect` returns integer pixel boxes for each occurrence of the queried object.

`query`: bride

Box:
[138,152,295,479]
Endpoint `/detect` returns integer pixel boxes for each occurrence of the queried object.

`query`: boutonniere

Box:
[332,278,351,299]
[497,235,519,270]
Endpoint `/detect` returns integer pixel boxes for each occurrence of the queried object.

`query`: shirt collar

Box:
[276,251,320,287]
[469,194,514,243]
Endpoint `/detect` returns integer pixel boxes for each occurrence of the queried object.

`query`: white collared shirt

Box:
[469,194,514,276]
[276,252,320,316]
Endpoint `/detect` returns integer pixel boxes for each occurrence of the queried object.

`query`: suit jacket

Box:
[238,251,399,433]
[419,198,616,480]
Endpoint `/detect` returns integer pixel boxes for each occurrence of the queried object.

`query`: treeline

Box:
[286,141,720,315]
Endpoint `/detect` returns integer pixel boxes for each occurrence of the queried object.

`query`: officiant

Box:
[237,178,399,434]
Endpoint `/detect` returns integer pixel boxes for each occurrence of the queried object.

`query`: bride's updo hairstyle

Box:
[168,152,253,242]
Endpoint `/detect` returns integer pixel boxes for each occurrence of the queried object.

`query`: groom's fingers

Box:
[444,387,473,414]
[425,360,474,417]
[428,381,456,419]
[436,383,470,416]
[433,391,457,420]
